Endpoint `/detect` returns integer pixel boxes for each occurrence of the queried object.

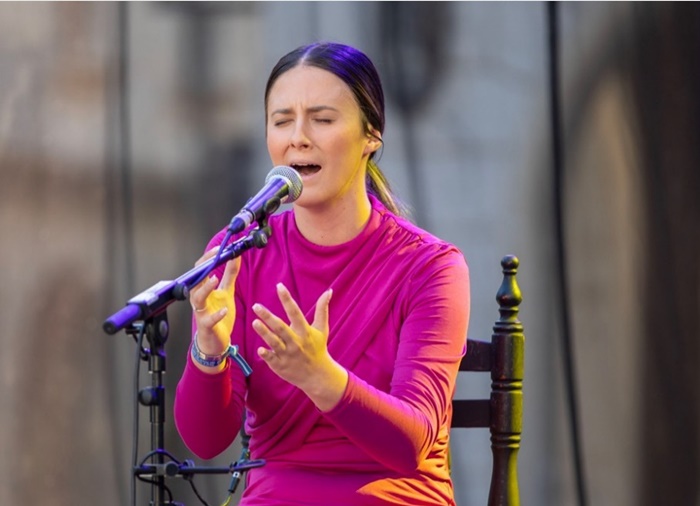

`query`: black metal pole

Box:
[147,313,168,505]
[546,3,588,505]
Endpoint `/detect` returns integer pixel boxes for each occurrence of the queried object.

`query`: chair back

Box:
[451,255,524,506]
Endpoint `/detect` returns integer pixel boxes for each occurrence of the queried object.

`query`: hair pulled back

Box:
[265,42,408,217]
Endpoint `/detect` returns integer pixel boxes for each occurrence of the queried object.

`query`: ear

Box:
[364,127,383,156]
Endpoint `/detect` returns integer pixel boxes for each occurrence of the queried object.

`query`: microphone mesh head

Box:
[266,165,303,203]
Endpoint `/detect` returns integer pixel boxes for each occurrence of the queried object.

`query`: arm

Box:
[323,249,470,473]
[174,354,247,459]
[174,234,248,459]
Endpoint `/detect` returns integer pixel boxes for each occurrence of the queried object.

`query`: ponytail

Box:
[366,159,411,218]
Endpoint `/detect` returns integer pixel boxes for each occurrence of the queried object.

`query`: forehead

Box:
[267,65,358,112]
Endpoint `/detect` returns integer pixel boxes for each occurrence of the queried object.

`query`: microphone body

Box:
[228,166,303,233]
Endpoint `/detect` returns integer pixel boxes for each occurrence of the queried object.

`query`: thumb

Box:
[220,256,241,292]
[312,288,333,333]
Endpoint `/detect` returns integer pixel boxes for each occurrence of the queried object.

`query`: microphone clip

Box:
[232,196,278,248]
[227,194,282,236]
[250,220,271,249]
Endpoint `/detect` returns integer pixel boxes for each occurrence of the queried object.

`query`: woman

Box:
[174,41,470,505]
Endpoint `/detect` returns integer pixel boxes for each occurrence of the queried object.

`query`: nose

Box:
[289,120,311,149]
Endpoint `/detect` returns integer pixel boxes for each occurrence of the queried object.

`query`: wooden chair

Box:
[451,254,524,506]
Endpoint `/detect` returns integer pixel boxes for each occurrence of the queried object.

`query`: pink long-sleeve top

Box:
[174,195,470,505]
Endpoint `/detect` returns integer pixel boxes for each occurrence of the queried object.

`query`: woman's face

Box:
[266,65,381,211]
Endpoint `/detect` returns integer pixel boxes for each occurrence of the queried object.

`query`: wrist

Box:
[190,332,254,377]
[194,330,228,356]
[191,333,230,369]
[302,357,349,412]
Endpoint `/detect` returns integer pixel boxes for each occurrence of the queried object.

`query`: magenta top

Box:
[174,195,470,505]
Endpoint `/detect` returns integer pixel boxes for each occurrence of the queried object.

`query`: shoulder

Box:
[378,212,470,325]
[376,202,466,269]
[370,200,469,297]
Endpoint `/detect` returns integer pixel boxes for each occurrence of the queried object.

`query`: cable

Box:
[190,229,234,288]
[546,3,588,505]
[131,324,146,506]
[187,479,212,506]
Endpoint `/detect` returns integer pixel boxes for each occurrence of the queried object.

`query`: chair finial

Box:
[496,255,522,323]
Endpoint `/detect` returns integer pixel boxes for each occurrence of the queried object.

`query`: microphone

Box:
[228,166,303,233]
[102,166,303,335]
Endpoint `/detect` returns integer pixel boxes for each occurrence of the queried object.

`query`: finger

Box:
[190,275,219,311]
[190,274,219,302]
[192,247,222,292]
[195,306,230,337]
[312,288,333,333]
[252,303,291,341]
[195,246,221,267]
[219,257,241,292]
[252,318,287,353]
[257,346,277,363]
[275,283,307,326]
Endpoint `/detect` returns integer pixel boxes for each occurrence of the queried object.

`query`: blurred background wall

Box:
[0,2,698,505]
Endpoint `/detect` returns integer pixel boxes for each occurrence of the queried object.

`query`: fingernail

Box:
[253,303,263,313]
[220,307,228,316]
[276,283,286,293]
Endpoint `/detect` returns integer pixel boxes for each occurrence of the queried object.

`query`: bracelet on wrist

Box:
[191,332,253,376]
[191,335,229,367]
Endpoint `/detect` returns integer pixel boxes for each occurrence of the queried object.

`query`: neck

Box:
[294,194,372,246]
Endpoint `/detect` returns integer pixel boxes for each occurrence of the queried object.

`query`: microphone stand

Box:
[105,205,279,505]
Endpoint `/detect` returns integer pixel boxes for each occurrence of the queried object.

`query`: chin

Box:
[292,191,329,211]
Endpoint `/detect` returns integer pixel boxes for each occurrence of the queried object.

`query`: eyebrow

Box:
[270,105,339,116]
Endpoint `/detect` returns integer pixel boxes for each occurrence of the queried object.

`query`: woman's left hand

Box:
[252,283,348,411]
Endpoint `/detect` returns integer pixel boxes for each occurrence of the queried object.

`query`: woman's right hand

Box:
[189,247,241,373]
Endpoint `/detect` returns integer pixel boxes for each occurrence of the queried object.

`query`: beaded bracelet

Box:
[191,333,253,377]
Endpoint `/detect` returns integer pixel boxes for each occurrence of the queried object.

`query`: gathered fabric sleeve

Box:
[174,232,248,460]
[322,249,470,474]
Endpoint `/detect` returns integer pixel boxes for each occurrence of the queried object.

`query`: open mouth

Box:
[291,163,322,177]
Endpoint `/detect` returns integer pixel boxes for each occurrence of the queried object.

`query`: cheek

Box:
[266,131,284,157]
[329,130,364,157]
